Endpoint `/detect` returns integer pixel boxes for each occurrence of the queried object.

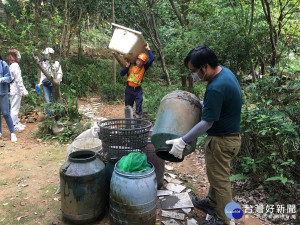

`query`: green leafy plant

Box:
[99,83,124,104]
[230,173,249,182]
[234,76,299,201]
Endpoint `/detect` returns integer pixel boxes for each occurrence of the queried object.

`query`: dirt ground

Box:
[0,98,274,225]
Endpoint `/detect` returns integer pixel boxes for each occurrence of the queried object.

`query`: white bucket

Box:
[109,23,146,63]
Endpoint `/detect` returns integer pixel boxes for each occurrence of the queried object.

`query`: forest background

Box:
[0,0,299,209]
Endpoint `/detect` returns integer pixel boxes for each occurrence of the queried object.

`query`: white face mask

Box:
[191,72,206,83]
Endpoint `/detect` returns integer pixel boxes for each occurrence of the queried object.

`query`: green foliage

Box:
[34,93,86,143]
[62,57,122,97]
[230,173,249,182]
[99,83,124,103]
[19,91,44,116]
[234,76,300,199]
[142,82,181,121]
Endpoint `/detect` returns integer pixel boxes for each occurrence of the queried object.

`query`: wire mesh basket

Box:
[98,119,152,161]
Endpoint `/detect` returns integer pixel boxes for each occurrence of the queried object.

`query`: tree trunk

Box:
[32,56,62,103]
[181,76,187,87]
[61,0,70,59]
[157,49,171,85]
[168,0,185,26]
[180,0,190,25]
[86,13,90,31]
[32,0,42,83]
[66,8,83,57]
[112,52,127,68]
[112,0,116,86]
[0,0,7,22]
[147,0,171,85]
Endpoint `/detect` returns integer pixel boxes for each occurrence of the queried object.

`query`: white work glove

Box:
[22,89,29,96]
[91,122,100,137]
[165,137,187,159]
[0,78,3,83]
[200,100,204,108]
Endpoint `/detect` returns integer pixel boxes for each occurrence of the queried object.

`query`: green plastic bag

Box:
[118,152,151,173]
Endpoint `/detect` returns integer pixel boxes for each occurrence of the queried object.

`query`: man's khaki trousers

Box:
[205,135,241,224]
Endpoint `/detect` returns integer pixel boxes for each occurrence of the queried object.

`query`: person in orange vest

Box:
[120,43,154,118]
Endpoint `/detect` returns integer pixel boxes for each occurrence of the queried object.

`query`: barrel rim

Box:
[97,118,152,132]
[69,150,96,163]
[113,161,155,178]
[160,90,201,107]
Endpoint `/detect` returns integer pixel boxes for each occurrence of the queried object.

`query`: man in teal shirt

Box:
[166,45,242,225]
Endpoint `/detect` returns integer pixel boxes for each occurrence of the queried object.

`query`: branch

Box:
[248,0,254,35]
[112,52,127,67]
[229,0,239,22]
[168,0,185,26]
[32,56,59,85]
[261,0,276,51]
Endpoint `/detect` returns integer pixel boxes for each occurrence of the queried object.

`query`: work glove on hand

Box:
[22,89,29,96]
[200,100,204,108]
[0,78,3,83]
[165,137,187,159]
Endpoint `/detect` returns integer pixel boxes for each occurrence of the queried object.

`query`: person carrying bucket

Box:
[166,45,242,225]
[120,43,154,119]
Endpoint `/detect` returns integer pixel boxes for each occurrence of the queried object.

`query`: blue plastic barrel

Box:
[109,161,157,225]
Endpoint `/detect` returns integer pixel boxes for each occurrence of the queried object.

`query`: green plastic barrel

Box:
[151,90,202,162]
[60,150,106,224]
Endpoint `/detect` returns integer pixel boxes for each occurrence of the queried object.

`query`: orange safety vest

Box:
[127,65,145,87]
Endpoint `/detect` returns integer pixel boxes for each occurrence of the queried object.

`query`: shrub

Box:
[99,83,124,103]
[233,76,300,201]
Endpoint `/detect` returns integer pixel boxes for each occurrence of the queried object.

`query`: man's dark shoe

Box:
[201,214,227,225]
[192,196,216,215]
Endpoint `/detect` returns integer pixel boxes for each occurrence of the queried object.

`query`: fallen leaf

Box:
[17,215,28,221]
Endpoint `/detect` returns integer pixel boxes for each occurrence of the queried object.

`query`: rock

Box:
[161,219,180,225]
[36,112,45,122]
[187,218,198,225]
[27,117,36,123]
[52,121,66,135]
[161,210,185,220]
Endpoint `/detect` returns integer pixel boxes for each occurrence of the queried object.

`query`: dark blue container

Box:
[60,150,106,224]
[35,83,40,94]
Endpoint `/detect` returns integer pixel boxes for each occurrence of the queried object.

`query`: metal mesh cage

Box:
[98,119,152,160]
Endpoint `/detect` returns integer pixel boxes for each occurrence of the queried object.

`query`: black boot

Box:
[201,214,227,225]
[192,196,216,215]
